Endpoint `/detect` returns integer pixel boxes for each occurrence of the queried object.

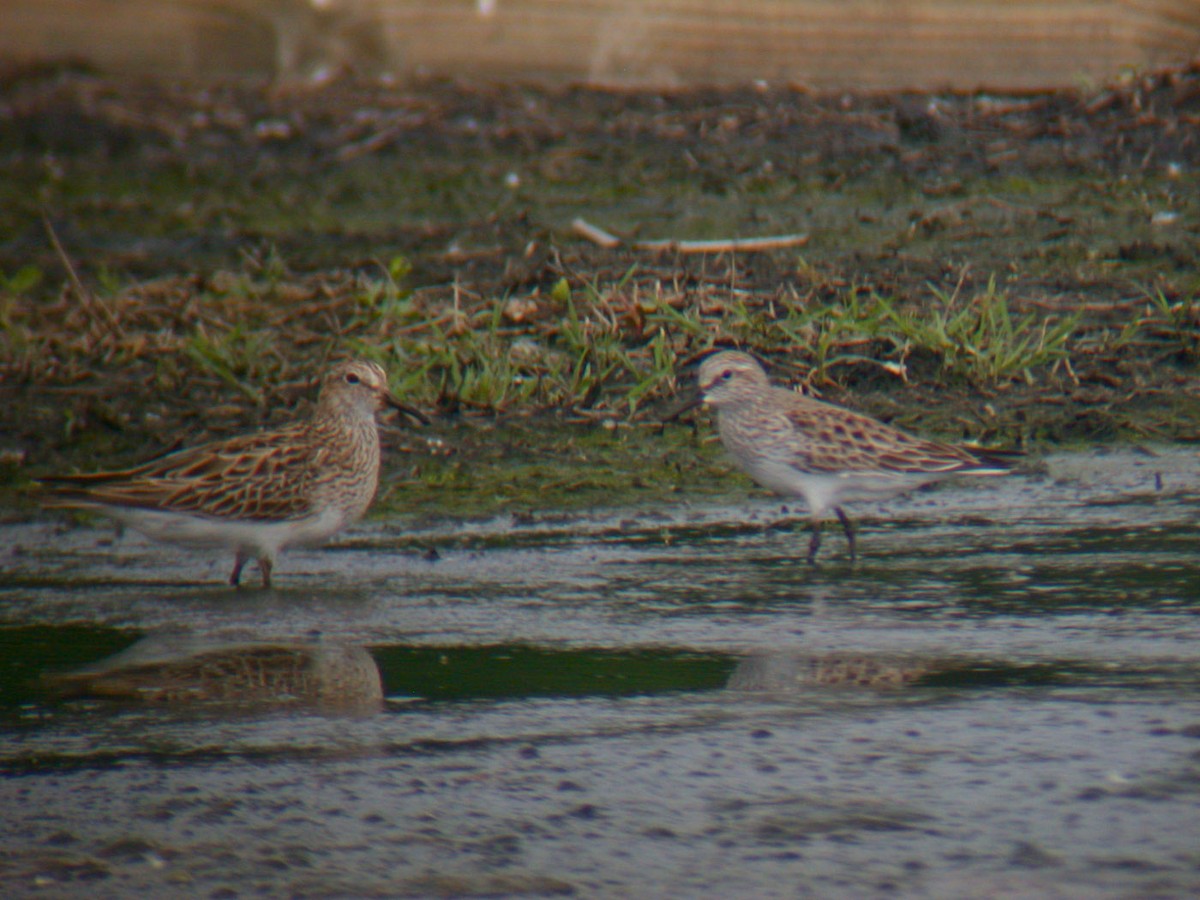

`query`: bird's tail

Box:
[960,445,1022,475]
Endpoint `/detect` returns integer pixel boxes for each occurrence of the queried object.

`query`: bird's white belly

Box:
[100,506,349,556]
[744,460,939,516]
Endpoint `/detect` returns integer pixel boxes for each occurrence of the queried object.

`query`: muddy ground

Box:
[2,63,1200,516]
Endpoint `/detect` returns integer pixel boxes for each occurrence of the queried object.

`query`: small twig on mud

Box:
[41,210,119,328]
[571,218,622,248]
[333,111,428,163]
[1050,354,1081,387]
[571,217,809,254]
[335,125,406,163]
[636,233,812,254]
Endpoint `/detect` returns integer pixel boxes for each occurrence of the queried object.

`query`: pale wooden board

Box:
[0,0,1198,88]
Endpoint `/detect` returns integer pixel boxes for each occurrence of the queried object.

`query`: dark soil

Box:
[2,64,1200,514]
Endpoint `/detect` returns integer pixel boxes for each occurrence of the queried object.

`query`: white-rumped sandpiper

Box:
[696,350,1010,563]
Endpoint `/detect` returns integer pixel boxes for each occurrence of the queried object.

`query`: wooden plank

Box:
[358,0,1200,88]
[0,0,1198,88]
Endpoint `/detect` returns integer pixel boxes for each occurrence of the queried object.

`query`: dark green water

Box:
[1,449,1199,898]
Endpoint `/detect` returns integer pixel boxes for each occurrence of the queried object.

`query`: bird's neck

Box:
[309,405,381,452]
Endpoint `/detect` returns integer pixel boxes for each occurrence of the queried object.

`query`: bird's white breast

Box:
[741,459,943,516]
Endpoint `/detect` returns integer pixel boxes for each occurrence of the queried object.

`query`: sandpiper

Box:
[694,350,1010,563]
[41,358,428,587]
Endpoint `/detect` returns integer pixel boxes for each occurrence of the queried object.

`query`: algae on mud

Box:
[3,67,1200,515]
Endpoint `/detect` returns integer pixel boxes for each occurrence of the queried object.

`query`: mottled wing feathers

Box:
[43,426,317,521]
[771,389,1006,476]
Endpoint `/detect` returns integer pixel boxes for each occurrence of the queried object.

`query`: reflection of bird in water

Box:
[39,359,428,588]
[44,635,383,713]
[727,652,937,691]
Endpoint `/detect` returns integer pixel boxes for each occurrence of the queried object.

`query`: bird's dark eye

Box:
[720,369,734,381]
[345,373,361,385]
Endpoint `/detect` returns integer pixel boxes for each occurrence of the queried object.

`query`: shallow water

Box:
[2,448,1199,898]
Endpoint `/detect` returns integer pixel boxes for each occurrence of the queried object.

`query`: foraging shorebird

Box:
[40,359,428,587]
[694,350,1011,563]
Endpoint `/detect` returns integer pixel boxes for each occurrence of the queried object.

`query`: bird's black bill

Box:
[386,395,432,426]
[660,385,705,424]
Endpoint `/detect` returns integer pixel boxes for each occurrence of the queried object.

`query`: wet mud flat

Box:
[2,448,1199,897]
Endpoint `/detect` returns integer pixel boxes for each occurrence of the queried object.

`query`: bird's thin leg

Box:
[806,517,823,565]
[230,551,250,587]
[834,507,857,562]
[258,557,273,589]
